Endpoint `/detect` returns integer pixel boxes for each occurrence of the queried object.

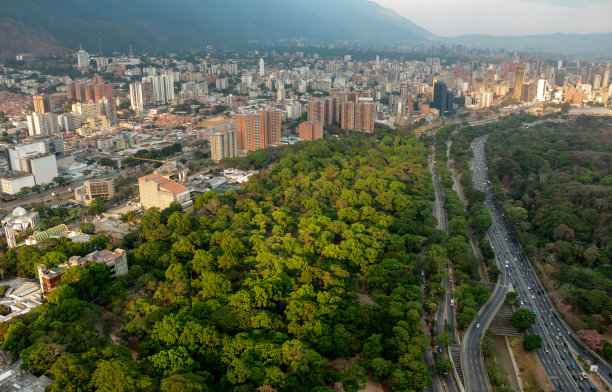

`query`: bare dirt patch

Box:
[494,335,522,391]
[510,337,555,392]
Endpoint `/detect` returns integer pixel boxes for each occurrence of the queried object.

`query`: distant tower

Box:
[513,67,525,100]
[3,224,16,249]
[76,45,90,68]
[98,37,103,56]
[259,58,265,77]
[129,44,133,58]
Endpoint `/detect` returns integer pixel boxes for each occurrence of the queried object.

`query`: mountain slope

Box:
[0,0,430,57]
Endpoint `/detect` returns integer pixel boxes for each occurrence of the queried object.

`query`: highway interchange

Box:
[466,134,612,392]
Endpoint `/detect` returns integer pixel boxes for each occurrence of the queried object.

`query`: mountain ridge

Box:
[0,0,430,58]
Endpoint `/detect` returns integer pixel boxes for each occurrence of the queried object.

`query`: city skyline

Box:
[373,0,612,36]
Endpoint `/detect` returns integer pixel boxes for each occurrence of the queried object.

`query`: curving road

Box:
[468,135,610,392]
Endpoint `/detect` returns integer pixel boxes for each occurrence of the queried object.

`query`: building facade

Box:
[340,100,375,132]
[129,82,154,112]
[236,109,282,152]
[298,121,324,141]
[73,179,114,204]
[210,129,238,162]
[138,173,192,210]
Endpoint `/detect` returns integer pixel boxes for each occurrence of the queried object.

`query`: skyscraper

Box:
[210,130,238,161]
[432,81,449,115]
[129,82,154,112]
[33,95,53,114]
[513,68,525,100]
[536,79,547,102]
[259,58,265,77]
[77,47,90,68]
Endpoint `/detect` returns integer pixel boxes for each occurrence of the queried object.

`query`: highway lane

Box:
[429,150,459,392]
[471,135,604,392]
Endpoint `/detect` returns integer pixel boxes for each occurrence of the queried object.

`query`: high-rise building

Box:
[513,68,525,100]
[77,48,90,68]
[521,82,537,102]
[432,81,451,115]
[536,79,547,102]
[236,109,282,152]
[33,95,53,114]
[143,75,175,105]
[340,100,376,132]
[298,121,324,141]
[67,80,113,103]
[603,68,611,89]
[259,58,265,77]
[129,82,154,112]
[555,69,566,86]
[26,113,60,136]
[593,74,602,90]
[210,130,238,161]
[307,97,340,126]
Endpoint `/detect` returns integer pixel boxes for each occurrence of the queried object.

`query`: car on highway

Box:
[476,323,480,328]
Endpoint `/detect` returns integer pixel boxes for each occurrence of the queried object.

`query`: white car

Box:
[476,323,480,328]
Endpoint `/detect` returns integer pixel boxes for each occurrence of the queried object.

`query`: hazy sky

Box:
[372,0,612,36]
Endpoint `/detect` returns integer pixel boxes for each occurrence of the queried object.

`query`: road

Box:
[429,149,459,392]
[469,135,607,392]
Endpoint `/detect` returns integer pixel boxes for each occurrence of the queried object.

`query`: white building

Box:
[0,173,36,195]
[26,113,59,136]
[77,48,90,68]
[129,82,154,112]
[58,113,80,132]
[143,75,175,105]
[6,143,59,185]
[259,58,265,77]
[536,79,548,102]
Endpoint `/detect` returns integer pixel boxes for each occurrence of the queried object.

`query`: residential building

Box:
[307,97,340,126]
[73,179,114,205]
[129,82,154,112]
[33,94,53,114]
[77,48,90,68]
[210,129,238,161]
[138,173,192,210]
[298,121,324,141]
[340,100,375,132]
[143,74,175,105]
[236,109,282,152]
[432,81,452,116]
[26,112,59,136]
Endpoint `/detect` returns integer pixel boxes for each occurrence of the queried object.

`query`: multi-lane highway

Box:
[468,134,610,392]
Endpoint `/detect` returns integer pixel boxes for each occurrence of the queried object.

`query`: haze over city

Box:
[374,0,612,36]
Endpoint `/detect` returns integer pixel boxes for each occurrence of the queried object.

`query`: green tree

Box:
[88,197,107,215]
[160,373,209,392]
[79,222,96,234]
[339,366,367,392]
[523,334,542,351]
[512,308,536,331]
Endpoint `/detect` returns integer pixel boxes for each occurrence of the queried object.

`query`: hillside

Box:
[0,0,430,58]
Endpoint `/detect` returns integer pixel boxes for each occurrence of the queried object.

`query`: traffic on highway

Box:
[470,135,611,392]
